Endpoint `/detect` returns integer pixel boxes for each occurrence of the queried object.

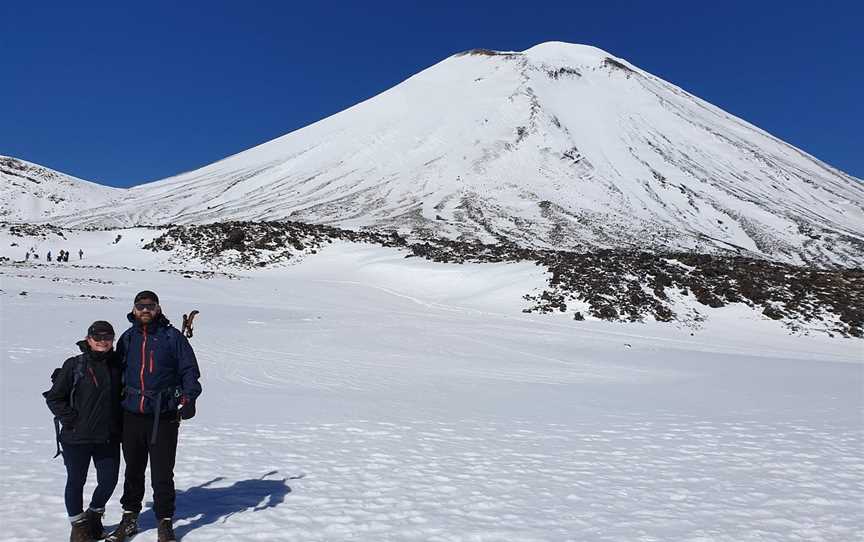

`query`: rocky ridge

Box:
[142,221,863,338]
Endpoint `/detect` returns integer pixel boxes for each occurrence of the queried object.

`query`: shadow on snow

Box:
[138,470,297,536]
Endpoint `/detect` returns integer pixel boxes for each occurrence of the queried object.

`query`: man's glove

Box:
[178,396,196,420]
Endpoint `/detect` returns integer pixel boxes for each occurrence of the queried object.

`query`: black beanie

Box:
[134,290,159,304]
[87,321,115,337]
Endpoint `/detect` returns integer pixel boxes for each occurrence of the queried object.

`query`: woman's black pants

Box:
[62,440,121,518]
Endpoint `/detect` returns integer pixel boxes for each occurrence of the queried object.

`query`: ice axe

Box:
[181,310,199,338]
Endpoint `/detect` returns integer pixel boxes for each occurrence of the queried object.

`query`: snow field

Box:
[1,236,862,540]
[2,417,861,541]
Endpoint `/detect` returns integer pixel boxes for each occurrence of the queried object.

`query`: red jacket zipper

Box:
[139,327,148,413]
[150,351,154,373]
[88,366,99,386]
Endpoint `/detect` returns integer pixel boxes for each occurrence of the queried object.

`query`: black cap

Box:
[134,290,159,304]
[87,321,115,337]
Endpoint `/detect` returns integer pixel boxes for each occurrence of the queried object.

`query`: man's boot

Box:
[157,518,176,542]
[70,515,92,542]
[85,508,106,540]
[105,511,138,542]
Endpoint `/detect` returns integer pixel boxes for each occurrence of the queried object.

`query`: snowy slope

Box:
[0,233,861,541]
[46,42,864,267]
[0,156,122,222]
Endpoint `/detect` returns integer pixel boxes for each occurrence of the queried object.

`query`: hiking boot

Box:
[105,511,138,542]
[70,516,92,542]
[157,518,177,542]
[86,508,106,539]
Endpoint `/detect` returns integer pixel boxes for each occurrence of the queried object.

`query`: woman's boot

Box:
[86,508,106,539]
[70,516,92,542]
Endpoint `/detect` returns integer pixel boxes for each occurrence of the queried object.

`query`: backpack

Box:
[43,356,87,458]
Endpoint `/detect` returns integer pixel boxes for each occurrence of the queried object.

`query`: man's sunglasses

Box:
[89,334,115,342]
[135,303,158,311]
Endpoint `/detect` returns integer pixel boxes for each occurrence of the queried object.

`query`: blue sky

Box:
[1,0,861,187]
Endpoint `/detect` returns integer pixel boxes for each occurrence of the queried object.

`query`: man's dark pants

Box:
[119,411,179,519]
[62,441,121,517]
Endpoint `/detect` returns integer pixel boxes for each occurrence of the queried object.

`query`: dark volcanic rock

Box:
[6,223,68,239]
[142,221,405,267]
[140,220,863,338]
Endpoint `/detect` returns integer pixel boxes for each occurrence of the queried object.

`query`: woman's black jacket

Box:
[44,341,123,444]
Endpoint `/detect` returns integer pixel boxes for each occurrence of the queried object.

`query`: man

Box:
[108,291,202,542]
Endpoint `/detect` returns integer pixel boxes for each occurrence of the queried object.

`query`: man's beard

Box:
[138,312,157,323]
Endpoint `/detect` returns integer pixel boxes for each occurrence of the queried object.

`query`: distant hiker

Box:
[44,321,122,542]
[25,252,29,261]
[107,290,202,542]
[114,234,122,244]
[64,250,70,262]
[79,249,84,260]
[47,251,52,262]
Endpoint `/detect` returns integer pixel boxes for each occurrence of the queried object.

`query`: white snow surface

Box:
[1,230,862,541]
[16,41,862,267]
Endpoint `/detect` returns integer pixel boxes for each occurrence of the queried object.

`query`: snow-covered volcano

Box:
[10,42,864,266]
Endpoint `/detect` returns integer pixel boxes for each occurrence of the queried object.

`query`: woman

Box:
[45,321,123,542]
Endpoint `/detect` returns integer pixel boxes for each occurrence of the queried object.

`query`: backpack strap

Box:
[53,355,87,459]
[69,355,87,409]
[52,418,62,458]
[124,386,181,444]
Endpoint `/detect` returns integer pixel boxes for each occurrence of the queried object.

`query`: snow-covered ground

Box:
[0,233,862,541]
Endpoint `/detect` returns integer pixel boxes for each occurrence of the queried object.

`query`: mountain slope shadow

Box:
[140,470,295,537]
